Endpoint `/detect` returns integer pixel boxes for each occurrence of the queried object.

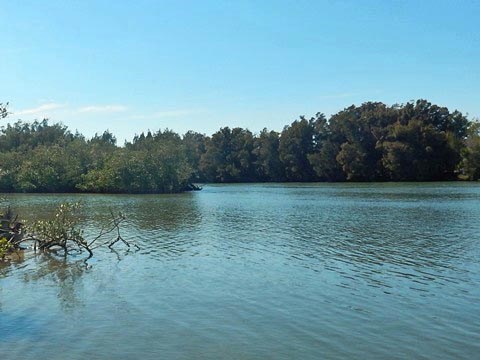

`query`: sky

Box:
[1,0,479,143]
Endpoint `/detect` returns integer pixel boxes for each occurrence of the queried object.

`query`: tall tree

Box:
[183,131,207,181]
[460,121,480,180]
[308,113,344,181]
[279,117,317,181]
[380,100,468,180]
[200,127,255,182]
[328,102,396,181]
[253,129,284,181]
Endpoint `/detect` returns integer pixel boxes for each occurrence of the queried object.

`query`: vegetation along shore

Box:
[1,99,479,194]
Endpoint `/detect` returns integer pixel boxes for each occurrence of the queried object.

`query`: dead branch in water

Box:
[88,209,140,251]
[1,202,139,261]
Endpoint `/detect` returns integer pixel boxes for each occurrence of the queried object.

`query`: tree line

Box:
[0,99,479,193]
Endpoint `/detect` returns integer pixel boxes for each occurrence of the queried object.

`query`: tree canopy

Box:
[0,100,479,193]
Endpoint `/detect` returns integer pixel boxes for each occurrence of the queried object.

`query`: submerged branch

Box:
[1,202,139,261]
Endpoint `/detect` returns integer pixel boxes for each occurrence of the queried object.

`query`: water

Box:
[1,183,479,359]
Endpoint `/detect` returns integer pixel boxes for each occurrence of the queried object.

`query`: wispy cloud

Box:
[15,103,65,116]
[13,103,129,118]
[77,105,128,113]
[13,103,200,123]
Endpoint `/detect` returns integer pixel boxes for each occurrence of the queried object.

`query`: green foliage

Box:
[183,131,207,181]
[278,117,317,181]
[253,129,285,181]
[320,100,469,181]
[0,119,74,152]
[0,200,134,259]
[0,237,13,258]
[460,121,480,180]
[200,127,256,182]
[31,202,86,252]
[308,140,344,181]
[0,99,476,190]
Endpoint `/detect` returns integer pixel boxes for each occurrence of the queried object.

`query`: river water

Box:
[1,183,479,359]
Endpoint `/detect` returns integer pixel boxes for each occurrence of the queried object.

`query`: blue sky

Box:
[1,0,479,143]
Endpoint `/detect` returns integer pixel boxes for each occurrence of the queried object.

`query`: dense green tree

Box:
[200,127,255,182]
[380,121,454,180]
[80,138,192,193]
[461,121,480,180]
[308,113,344,181]
[399,100,469,138]
[379,101,468,180]
[109,129,194,192]
[0,99,476,192]
[308,140,344,181]
[14,145,68,192]
[85,131,117,170]
[253,129,284,181]
[279,117,317,181]
[327,102,397,180]
[183,131,207,181]
[0,120,75,152]
[0,151,20,191]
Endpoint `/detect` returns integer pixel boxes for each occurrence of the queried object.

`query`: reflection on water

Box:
[22,255,88,312]
[126,194,202,231]
[1,183,480,359]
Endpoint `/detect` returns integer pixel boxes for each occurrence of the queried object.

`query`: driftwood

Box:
[1,203,139,261]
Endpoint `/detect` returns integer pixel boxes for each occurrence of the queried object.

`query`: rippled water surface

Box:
[1,183,480,359]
